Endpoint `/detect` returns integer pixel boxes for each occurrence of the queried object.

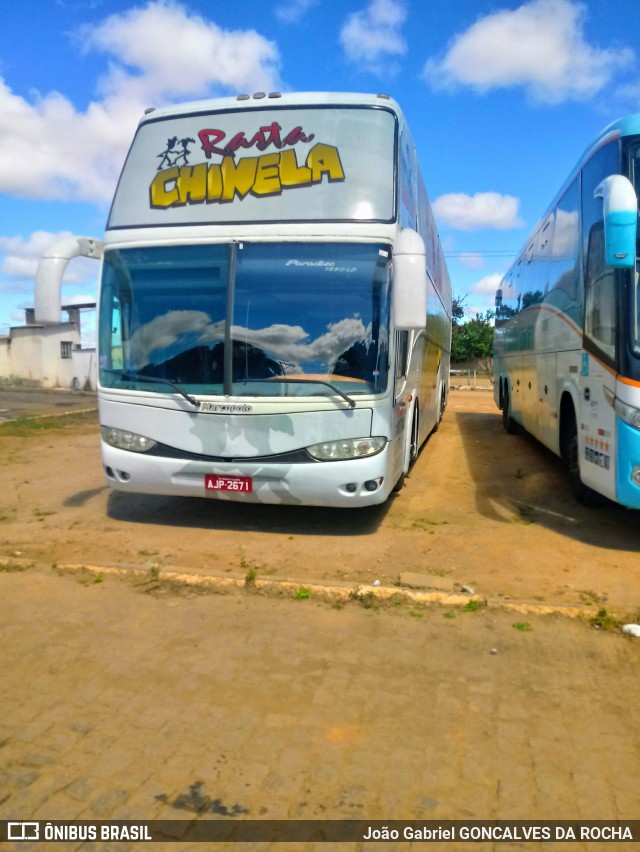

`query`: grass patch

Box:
[411,517,448,531]
[0,410,97,437]
[579,590,602,606]
[33,508,56,518]
[238,549,264,576]
[463,599,482,612]
[356,590,377,609]
[294,587,310,600]
[589,608,621,632]
[512,622,533,632]
[0,376,42,388]
[0,560,30,573]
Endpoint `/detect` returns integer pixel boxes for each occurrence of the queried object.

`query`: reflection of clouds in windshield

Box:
[233,316,368,371]
[129,310,218,368]
[128,310,370,373]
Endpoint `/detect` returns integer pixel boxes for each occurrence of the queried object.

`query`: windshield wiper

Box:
[105,369,200,408]
[243,377,356,408]
[105,370,356,409]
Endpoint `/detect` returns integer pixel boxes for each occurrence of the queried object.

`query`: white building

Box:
[0,303,97,390]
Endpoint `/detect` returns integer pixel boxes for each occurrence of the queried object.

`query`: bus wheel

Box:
[392,473,405,493]
[432,384,446,433]
[502,387,518,434]
[564,415,607,507]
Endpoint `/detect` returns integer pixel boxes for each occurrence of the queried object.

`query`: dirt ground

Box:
[1,386,639,621]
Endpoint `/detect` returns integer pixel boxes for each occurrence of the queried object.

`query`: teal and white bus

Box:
[494,114,640,508]
[35,92,452,507]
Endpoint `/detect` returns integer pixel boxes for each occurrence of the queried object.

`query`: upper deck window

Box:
[108,106,397,229]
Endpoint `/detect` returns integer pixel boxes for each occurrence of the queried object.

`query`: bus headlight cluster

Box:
[306,436,386,461]
[101,426,157,453]
[614,398,640,431]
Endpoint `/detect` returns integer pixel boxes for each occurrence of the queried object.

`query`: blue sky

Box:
[1,0,639,336]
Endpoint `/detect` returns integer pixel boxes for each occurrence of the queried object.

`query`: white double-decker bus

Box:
[36,92,451,507]
[494,114,640,508]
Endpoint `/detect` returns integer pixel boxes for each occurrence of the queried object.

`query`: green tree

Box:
[452,296,465,325]
[451,310,494,365]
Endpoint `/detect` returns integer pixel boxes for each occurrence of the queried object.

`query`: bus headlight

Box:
[614,398,640,431]
[306,436,386,461]
[101,426,157,453]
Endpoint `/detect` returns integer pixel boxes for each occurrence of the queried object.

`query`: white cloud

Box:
[0,231,78,281]
[423,0,633,104]
[340,0,407,74]
[456,274,503,317]
[0,2,281,204]
[433,192,523,232]
[78,2,281,103]
[275,0,319,24]
[470,273,503,296]
[0,231,99,290]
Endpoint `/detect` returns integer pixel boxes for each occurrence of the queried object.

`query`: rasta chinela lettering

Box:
[150,146,345,207]
[149,122,345,209]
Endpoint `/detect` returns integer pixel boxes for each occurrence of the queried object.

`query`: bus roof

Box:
[138,91,404,124]
[590,113,640,148]
[568,113,640,184]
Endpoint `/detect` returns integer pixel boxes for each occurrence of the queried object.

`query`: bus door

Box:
[580,221,618,500]
[577,141,621,500]
[392,329,411,476]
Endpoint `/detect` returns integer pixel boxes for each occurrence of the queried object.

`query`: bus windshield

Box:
[99,242,391,399]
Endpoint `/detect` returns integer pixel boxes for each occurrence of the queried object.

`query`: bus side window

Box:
[548,178,580,304]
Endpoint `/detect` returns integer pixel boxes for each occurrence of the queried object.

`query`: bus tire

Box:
[563,410,607,507]
[392,473,405,493]
[502,386,518,434]
[432,383,446,433]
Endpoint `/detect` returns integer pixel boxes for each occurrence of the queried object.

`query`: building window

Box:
[61,341,73,359]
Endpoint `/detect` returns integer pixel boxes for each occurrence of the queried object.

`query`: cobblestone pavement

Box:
[1,567,640,851]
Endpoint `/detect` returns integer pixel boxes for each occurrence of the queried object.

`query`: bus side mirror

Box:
[393,228,427,331]
[594,175,637,269]
[34,236,103,324]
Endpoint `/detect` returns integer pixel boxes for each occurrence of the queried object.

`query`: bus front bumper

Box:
[616,420,640,509]
[101,441,396,508]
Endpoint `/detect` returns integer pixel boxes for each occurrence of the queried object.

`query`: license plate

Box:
[205,474,252,493]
